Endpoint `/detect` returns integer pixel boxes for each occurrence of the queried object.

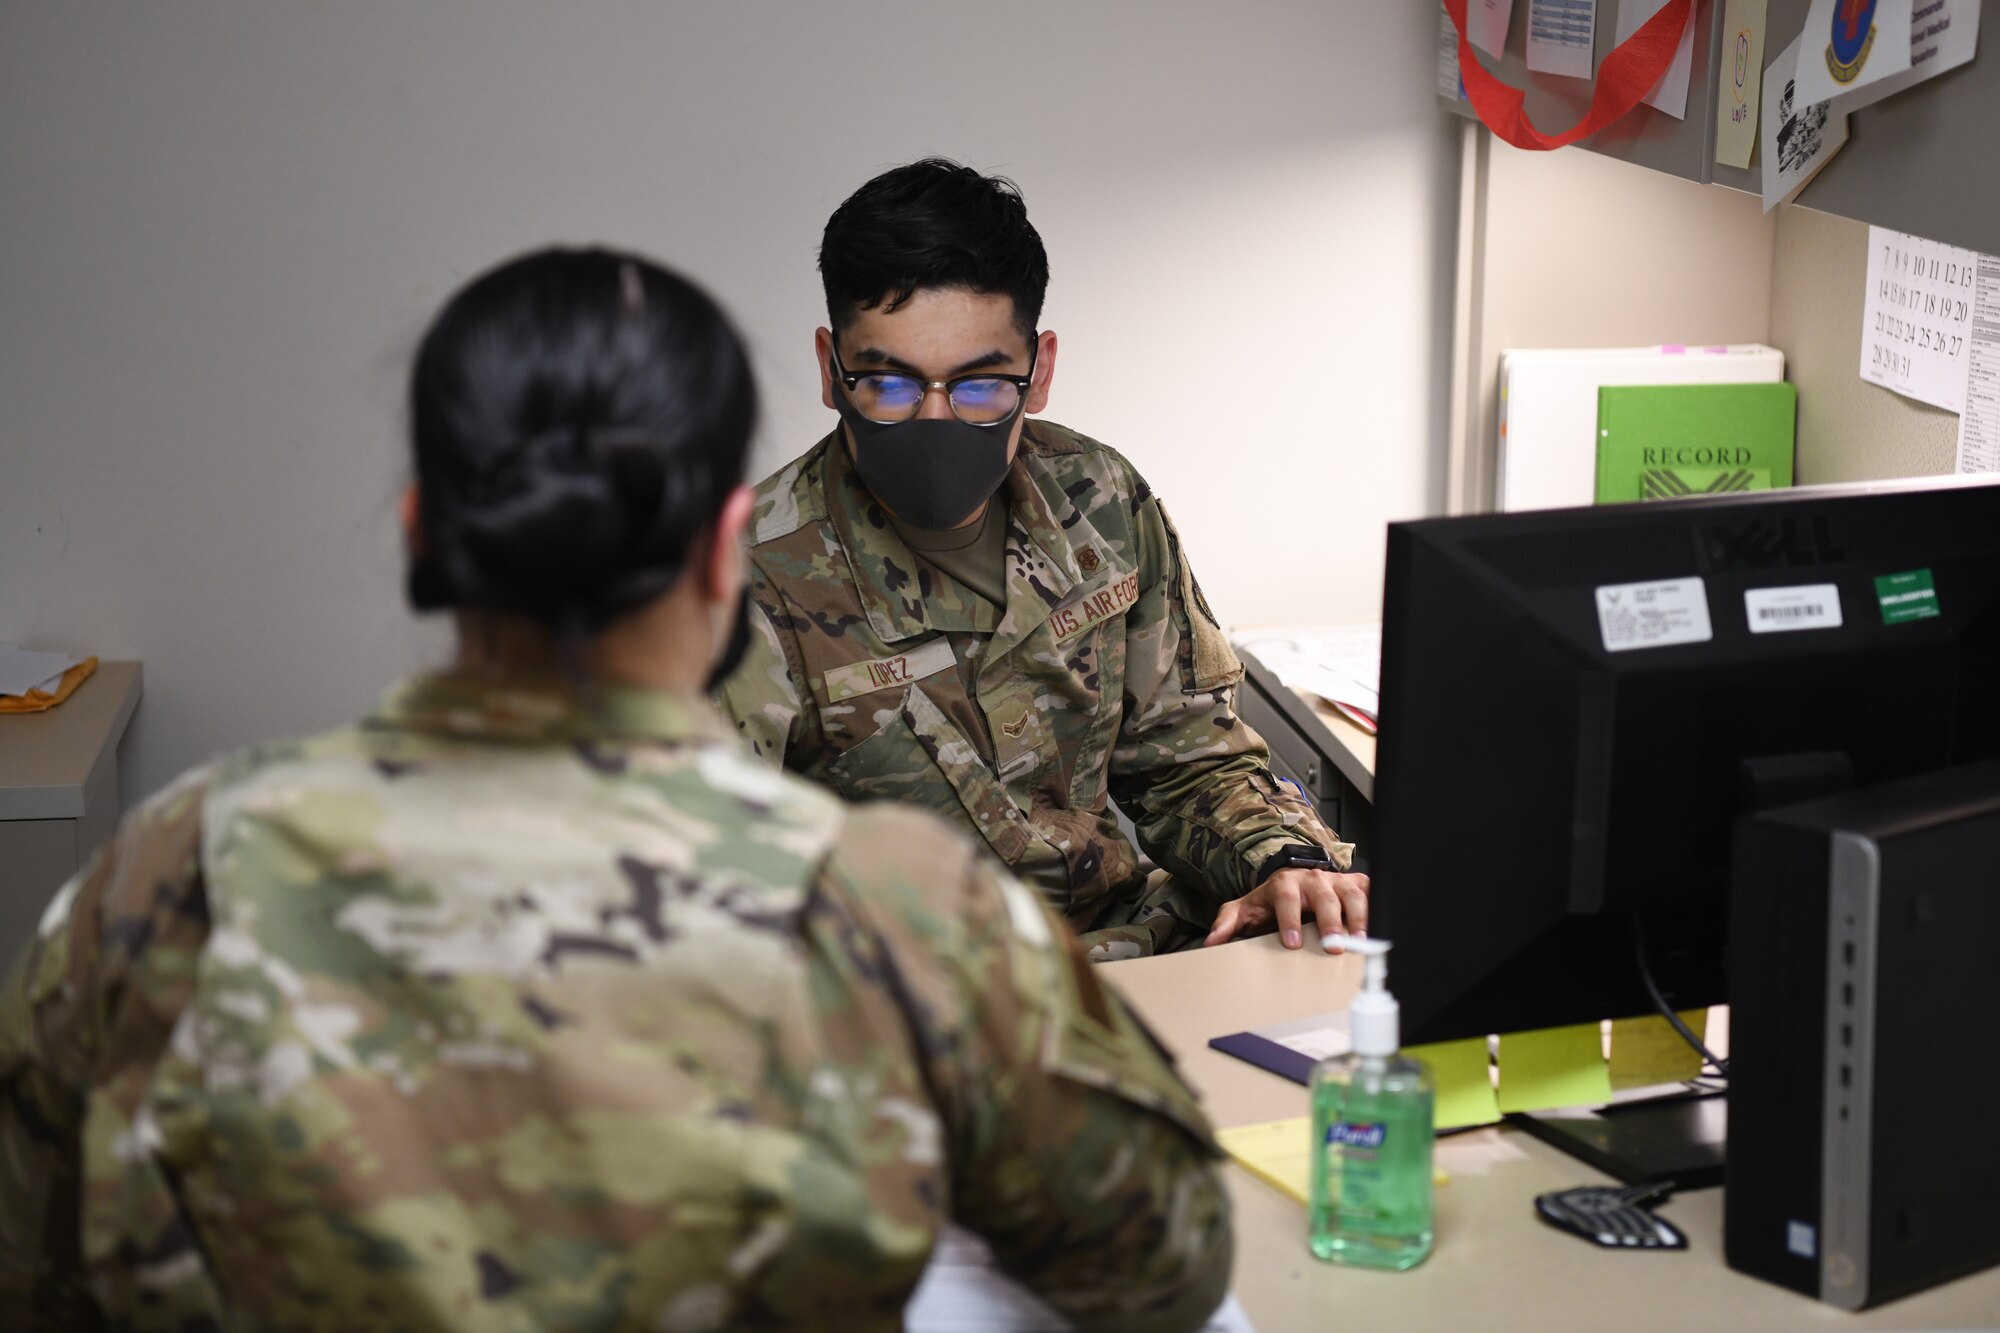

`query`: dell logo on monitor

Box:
[1702,515,1847,572]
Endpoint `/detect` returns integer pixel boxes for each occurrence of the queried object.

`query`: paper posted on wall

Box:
[1792,0,1914,107]
[1616,0,1699,118]
[1760,32,1849,211]
[1526,0,1596,78]
[1833,0,1982,114]
[1861,227,1979,412]
[1467,0,1517,58]
[1438,4,1466,99]
[1956,253,2000,474]
[1714,0,1767,169]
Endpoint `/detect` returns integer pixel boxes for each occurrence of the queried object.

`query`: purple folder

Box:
[1207,1031,1317,1087]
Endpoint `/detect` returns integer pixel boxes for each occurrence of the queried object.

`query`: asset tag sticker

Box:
[1745,584,1843,634]
[1875,568,1941,624]
[1595,578,1713,653]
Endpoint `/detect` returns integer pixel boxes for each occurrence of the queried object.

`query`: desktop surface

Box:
[1107,936,2000,1332]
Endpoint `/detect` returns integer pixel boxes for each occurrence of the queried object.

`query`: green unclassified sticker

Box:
[1876,569,1941,624]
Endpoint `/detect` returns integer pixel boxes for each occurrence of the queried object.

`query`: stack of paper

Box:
[1231,625,1381,733]
[0,646,83,699]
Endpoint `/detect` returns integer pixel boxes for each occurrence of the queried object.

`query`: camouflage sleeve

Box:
[712,560,824,770]
[1108,497,1351,904]
[809,806,1233,1332]
[0,767,217,1329]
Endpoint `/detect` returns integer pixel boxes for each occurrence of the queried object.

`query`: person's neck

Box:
[453,588,715,694]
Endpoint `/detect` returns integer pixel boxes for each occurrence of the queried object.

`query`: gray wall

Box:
[0,2,1461,807]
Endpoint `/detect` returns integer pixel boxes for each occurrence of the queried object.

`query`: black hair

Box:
[819,158,1049,344]
[405,247,755,638]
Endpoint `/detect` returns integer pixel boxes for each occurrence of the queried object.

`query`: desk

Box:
[1109,937,2000,1332]
[1237,646,1377,858]
[0,662,142,957]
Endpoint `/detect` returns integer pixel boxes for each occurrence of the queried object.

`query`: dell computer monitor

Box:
[1372,478,2000,1051]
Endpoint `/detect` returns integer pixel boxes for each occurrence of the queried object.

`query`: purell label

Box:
[1328,1122,1387,1149]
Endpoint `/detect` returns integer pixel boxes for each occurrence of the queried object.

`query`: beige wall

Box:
[0,2,1461,807]
[1769,206,1959,483]
[1452,136,1777,512]
[1456,133,1973,507]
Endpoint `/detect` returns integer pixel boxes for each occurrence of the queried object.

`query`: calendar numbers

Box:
[1861,228,1978,413]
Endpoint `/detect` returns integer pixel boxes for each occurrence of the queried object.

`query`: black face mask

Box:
[832,389,1019,531]
[703,586,753,693]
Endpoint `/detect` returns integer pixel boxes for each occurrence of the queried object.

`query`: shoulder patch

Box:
[1158,504,1243,691]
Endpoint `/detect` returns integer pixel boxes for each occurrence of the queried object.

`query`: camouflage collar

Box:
[822,421,1092,645]
[370,672,740,748]
[999,421,1091,596]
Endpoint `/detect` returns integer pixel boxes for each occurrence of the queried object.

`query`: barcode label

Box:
[1745,585,1843,635]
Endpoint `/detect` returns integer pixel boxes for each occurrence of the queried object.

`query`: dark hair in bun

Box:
[406,247,755,636]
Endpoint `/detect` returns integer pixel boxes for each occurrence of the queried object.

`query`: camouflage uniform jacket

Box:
[717,420,1352,929]
[0,674,1231,1332]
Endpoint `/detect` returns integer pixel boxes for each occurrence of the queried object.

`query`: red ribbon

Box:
[1442,0,1694,150]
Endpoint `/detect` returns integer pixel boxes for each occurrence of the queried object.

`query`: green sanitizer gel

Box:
[1308,936,1435,1269]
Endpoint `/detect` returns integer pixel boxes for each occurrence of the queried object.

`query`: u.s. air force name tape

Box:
[823,637,957,703]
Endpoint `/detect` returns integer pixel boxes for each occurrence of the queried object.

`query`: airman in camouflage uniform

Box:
[0,674,1232,1330]
[717,158,1361,960]
[718,419,1356,960]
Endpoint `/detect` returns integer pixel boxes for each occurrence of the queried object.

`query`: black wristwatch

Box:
[1254,843,1340,886]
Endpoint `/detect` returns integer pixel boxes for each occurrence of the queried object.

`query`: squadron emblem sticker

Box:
[1825,0,1878,84]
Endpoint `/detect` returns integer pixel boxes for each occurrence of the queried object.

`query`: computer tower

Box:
[1728,760,2000,1310]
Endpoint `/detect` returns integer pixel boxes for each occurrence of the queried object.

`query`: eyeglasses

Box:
[830,345,1036,426]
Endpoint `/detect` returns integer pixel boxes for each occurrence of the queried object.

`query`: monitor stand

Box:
[1506,1087,1727,1189]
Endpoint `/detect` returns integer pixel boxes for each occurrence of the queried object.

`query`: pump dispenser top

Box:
[1342,937,1399,1057]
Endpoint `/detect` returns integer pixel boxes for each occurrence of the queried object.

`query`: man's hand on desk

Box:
[1202,869,1370,952]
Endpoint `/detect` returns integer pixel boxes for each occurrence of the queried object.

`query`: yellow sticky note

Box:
[1217,1116,1450,1207]
[1217,1117,1315,1205]
[1496,1024,1613,1114]
[1609,1010,1709,1090]
[1406,1037,1501,1130]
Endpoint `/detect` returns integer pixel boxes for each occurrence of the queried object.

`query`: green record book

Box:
[1595,382,1797,505]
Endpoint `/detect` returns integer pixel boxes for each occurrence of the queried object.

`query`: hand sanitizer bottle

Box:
[1308,937,1435,1269]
